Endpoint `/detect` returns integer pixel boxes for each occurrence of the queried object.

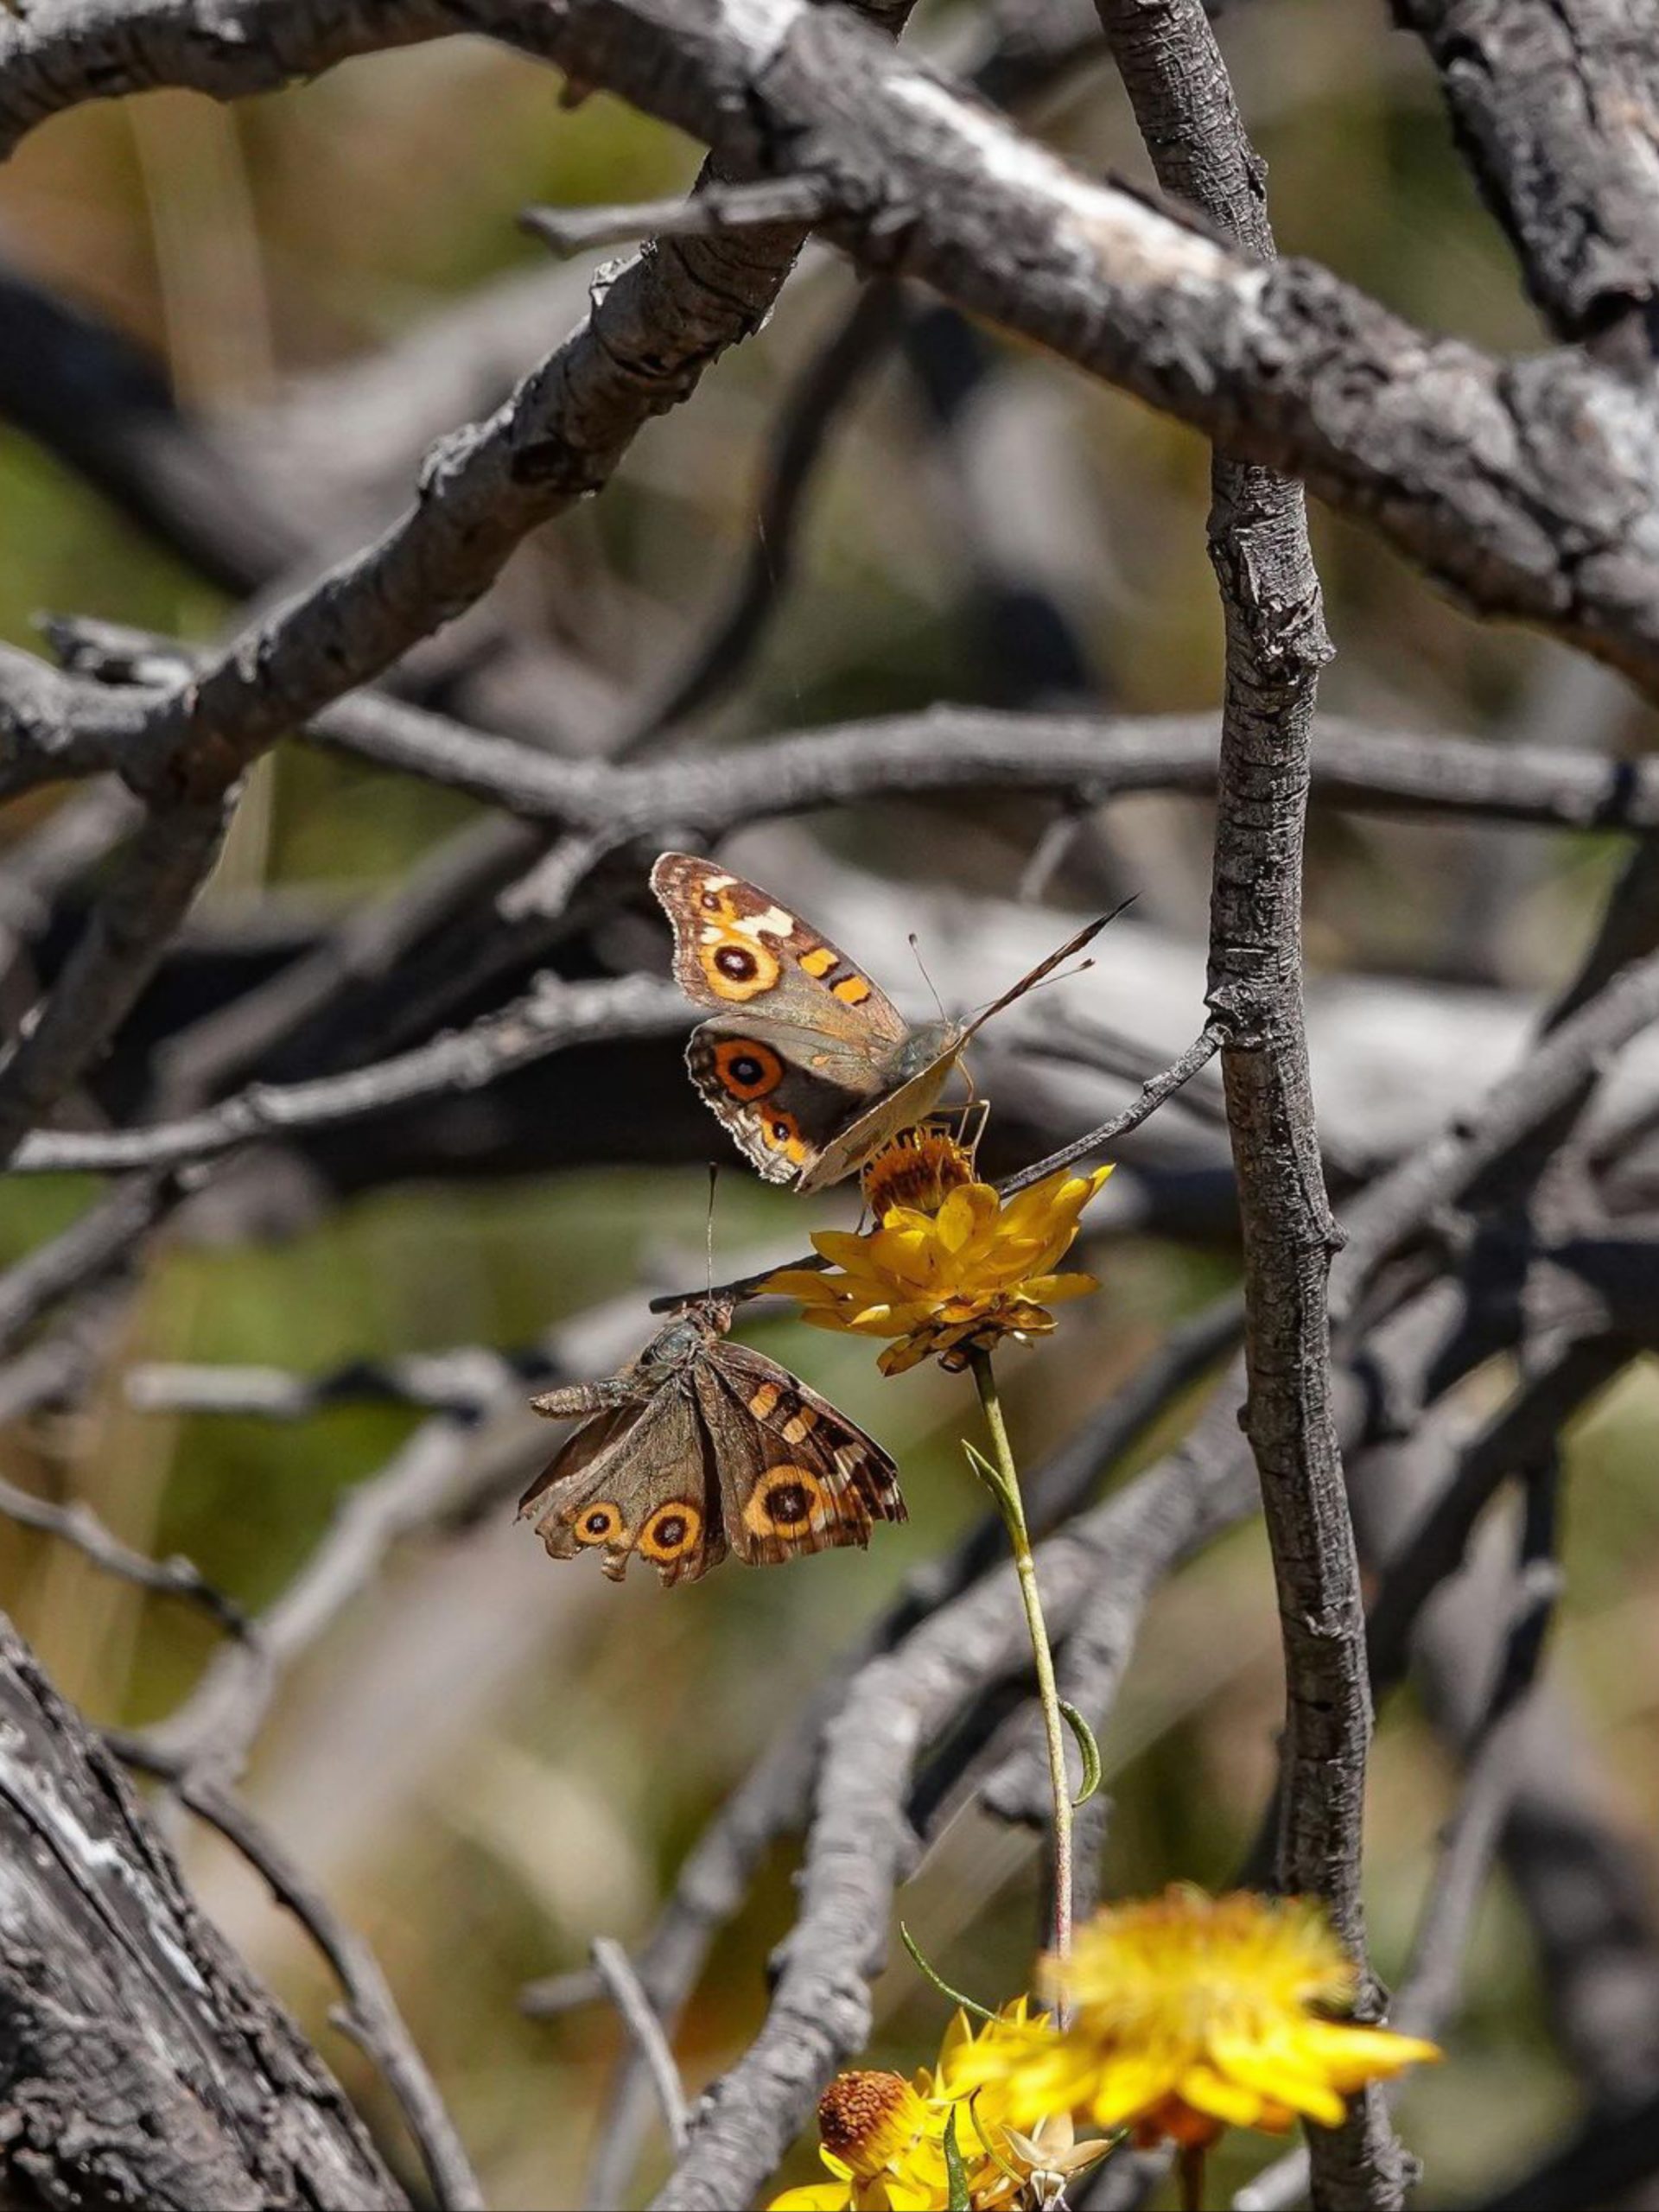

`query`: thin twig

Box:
[0,1473,246,1634]
[590,1936,690,2154]
[520,175,836,256]
[1096,5,1397,2200]
[11,974,686,1175]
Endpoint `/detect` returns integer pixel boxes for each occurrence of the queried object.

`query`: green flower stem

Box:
[969,1348,1073,2005]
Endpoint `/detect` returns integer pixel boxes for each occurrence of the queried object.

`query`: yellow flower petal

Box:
[1288,2021,1444,2088]
[761,1269,842,1302]
[767,2188,853,2211]
[1020,1272,1099,1304]
[1203,2039,1348,2129]
[1174,2063,1274,2131]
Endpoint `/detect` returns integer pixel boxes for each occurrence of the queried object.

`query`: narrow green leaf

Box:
[962,1437,1015,1512]
[1059,1699,1103,1807]
[944,2106,970,2212]
[899,1921,997,2025]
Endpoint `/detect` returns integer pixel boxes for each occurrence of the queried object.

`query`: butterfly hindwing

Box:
[695,1341,905,1567]
[685,1014,892,1185]
[793,1046,964,1196]
[519,1384,726,1586]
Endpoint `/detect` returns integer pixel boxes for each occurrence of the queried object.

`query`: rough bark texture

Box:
[1096,4,1402,2204]
[1395,0,1659,338]
[0,1613,404,2210]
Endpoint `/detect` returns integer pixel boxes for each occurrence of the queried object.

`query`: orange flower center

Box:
[817,2070,919,2177]
[861,1123,976,1221]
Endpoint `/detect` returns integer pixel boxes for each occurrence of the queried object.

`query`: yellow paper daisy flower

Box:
[768,2069,944,2211]
[945,1890,1440,2153]
[933,2002,1106,2208]
[763,1131,1112,1376]
[768,2005,1107,2212]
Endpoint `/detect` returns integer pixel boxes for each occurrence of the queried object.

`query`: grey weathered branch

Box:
[9,2,1659,693]
[520,175,837,257]
[1395,0,1659,340]
[10,973,685,1175]
[0,1611,406,2209]
[1096,7,1395,2201]
[32,626,1659,839]
[0,1472,245,1632]
[0,1170,171,1356]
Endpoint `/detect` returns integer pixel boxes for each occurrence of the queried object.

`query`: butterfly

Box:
[651,852,1110,1193]
[518,1294,905,1586]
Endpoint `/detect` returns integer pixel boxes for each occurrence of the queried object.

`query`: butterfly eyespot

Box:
[744,1464,826,1540]
[755,1105,808,1160]
[640,1501,703,1562]
[575,1503,623,1544]
[713,1039,784,1102]
[697,934,779,1001]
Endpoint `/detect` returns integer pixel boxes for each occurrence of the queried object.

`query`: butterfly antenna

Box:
[705,1162,720,1294]
[908,931,950,1024]
[962,894,1137,1038]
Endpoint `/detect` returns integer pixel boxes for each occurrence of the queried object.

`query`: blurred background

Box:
[3,0,1658,2203]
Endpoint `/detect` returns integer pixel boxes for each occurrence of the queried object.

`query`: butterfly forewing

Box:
[793,1047,964,1195]
[651,853,907,1039]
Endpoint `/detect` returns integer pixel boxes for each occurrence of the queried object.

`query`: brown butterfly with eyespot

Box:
[518,1293,904,1586]
[651,852,1113,1193]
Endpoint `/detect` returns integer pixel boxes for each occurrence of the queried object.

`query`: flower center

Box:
[817,2070,925,2177]
[861,1123,976,1221]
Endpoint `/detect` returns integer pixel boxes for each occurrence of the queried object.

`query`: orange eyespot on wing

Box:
[573,1502,626,1546]
[759,1106,810,1166]
[742,1464,827,1541]
[639,1500,704,1563]
[697,931,782,1002]
[711,1038,785,1103]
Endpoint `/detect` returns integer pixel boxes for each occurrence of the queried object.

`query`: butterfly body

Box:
[652,853,1106,1193]
[520,1295,904,1586]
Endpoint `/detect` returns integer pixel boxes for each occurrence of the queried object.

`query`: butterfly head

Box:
[637,1294,735,1377]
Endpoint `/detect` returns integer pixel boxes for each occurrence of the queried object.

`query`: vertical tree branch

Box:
[1095,3,1403,2203]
